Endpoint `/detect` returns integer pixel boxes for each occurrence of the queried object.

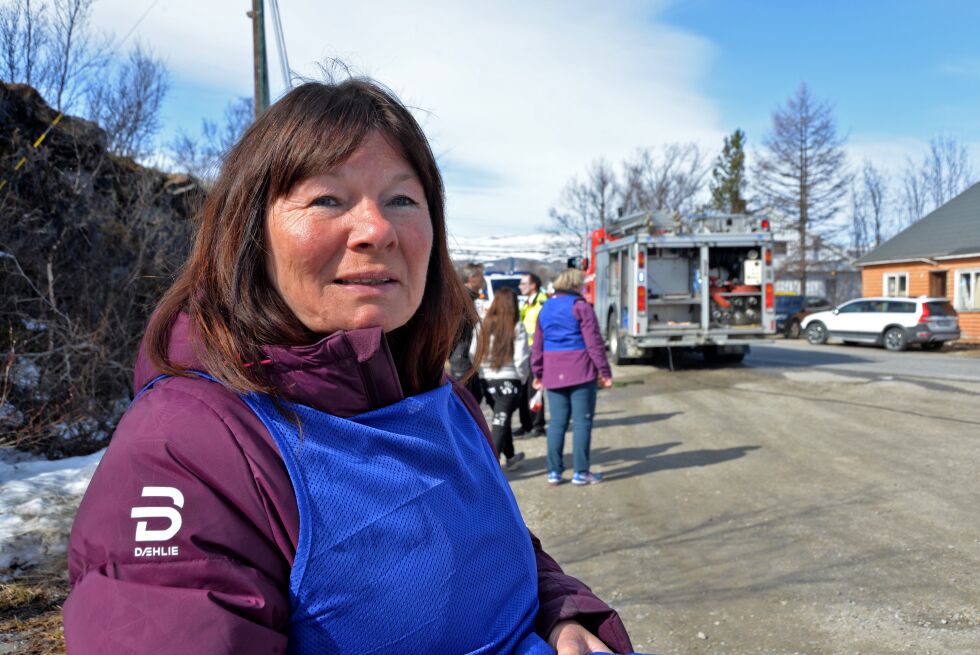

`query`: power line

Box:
[116,0,161,49]
[268,0,291,90]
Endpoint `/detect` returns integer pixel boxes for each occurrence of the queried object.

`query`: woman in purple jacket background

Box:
[63,79,633,654]
[531,269,613,486]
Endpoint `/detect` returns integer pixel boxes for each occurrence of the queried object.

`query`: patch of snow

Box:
[10,357,40,392]
[0,449,104,574]
[108,397,130,425]
[0,401,24,429]
[20,318,48,332]
[52,416,100,441]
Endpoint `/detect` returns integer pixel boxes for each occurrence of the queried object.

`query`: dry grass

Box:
[0,559,68,655]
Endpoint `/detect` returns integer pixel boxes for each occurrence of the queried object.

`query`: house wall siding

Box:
[861,257,980,343]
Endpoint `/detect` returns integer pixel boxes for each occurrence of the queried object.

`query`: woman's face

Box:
[265,131,434,335]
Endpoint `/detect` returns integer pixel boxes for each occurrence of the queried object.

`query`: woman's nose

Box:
[349,199,397,252]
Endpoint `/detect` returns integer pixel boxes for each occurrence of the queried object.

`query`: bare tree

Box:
[754,82,849,295]
[87,44,169,160]
[849,184,869,256]
[621,143,707,215]
[899,136,975,226]
[850,160,888,255]
[47,0,106,112]
[547,158,618,256]
[1,0,169,162]
[0,0,53,87]
[170,97,253,180]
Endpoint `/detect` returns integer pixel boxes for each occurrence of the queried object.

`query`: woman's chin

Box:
[309,311,413,335]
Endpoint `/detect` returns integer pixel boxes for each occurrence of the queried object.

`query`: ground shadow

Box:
[633,342,875,372]
[592,442,761,482]
[593,411,682,429]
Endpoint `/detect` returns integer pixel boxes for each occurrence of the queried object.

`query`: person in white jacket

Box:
[471,287,529,470]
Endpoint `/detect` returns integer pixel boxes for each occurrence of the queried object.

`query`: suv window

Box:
[885,301,916,313]
[838,301,871,313]
[926,300,957,316]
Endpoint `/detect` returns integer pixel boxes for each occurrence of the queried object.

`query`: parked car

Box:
[483,273,528,306]
[801,297,960,352]
[774,295,833,338]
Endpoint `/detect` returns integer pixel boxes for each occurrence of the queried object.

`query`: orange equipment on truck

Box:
[575,210,775,365]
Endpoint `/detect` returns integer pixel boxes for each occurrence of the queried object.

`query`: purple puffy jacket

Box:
[63,313,633,654]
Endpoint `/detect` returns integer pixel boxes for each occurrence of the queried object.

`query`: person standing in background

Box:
[531,268,612,486]
[517,273,548,437]
[450,262,489,405]
[471,287,528,471]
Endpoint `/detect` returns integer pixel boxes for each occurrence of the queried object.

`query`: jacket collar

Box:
[134,313,405,417]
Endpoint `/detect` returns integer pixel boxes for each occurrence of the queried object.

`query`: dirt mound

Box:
[1,82,203,457]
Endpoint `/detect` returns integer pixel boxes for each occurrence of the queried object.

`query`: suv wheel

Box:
[805,321,828,345]
[883,327,908,352]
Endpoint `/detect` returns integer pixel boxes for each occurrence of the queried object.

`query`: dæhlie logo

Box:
[131,486,183,557]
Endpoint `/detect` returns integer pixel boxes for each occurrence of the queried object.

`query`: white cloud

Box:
[89,0,723,237]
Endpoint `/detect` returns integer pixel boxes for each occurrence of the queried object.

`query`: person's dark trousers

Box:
[518,373,545,433]
[485,379,521,460]
[545,380,598,474]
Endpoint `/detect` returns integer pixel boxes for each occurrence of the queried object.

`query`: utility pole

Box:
[247,0,270,118]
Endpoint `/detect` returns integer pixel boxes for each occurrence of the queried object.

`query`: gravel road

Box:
[505,349,980,654]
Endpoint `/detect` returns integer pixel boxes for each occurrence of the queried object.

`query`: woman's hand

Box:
[532,378,543,390]
[598,375,613,389]
[548,620,611,654]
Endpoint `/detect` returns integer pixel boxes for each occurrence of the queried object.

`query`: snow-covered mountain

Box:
[446,232,579,267]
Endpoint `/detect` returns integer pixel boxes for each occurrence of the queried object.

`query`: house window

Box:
[955,270,980,310]
[883,272,908,297]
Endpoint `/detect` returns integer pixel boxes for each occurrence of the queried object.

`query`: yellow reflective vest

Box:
[519,291,548,345]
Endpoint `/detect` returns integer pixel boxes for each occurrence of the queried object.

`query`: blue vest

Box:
[537,294,586,352]
[239,381,554,654]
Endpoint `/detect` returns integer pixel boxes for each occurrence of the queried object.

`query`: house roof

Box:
[855,182,980,266]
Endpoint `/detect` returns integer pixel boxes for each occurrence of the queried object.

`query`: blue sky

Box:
[660,0,980,142]
[89,0,980,238]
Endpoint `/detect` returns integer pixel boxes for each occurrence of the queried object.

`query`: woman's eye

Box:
[311,195,340,208]
[390,195,419,207]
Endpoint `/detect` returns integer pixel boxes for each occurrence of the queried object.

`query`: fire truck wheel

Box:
[607,317,624,365]
[785,320,802,339]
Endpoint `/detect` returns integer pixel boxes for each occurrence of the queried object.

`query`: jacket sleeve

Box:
[450,380,634,654]
[530,315,545,380]
[469,322,480,362]
[574,300,612,379]
[513,323,531,380]
[531,532,634,653]
[64,378,295,655]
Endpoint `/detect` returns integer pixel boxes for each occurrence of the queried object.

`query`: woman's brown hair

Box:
[473,287,519,371]
[146,79,475,396]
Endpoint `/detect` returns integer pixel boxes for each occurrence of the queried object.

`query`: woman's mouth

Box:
[336,278,394,286]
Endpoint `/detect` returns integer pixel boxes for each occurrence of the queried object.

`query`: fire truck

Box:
[578,210,776,365]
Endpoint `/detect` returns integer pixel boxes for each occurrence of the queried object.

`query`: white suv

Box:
[801,297,960,352]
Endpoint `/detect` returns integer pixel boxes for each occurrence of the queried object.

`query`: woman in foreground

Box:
[63,79,633,654]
